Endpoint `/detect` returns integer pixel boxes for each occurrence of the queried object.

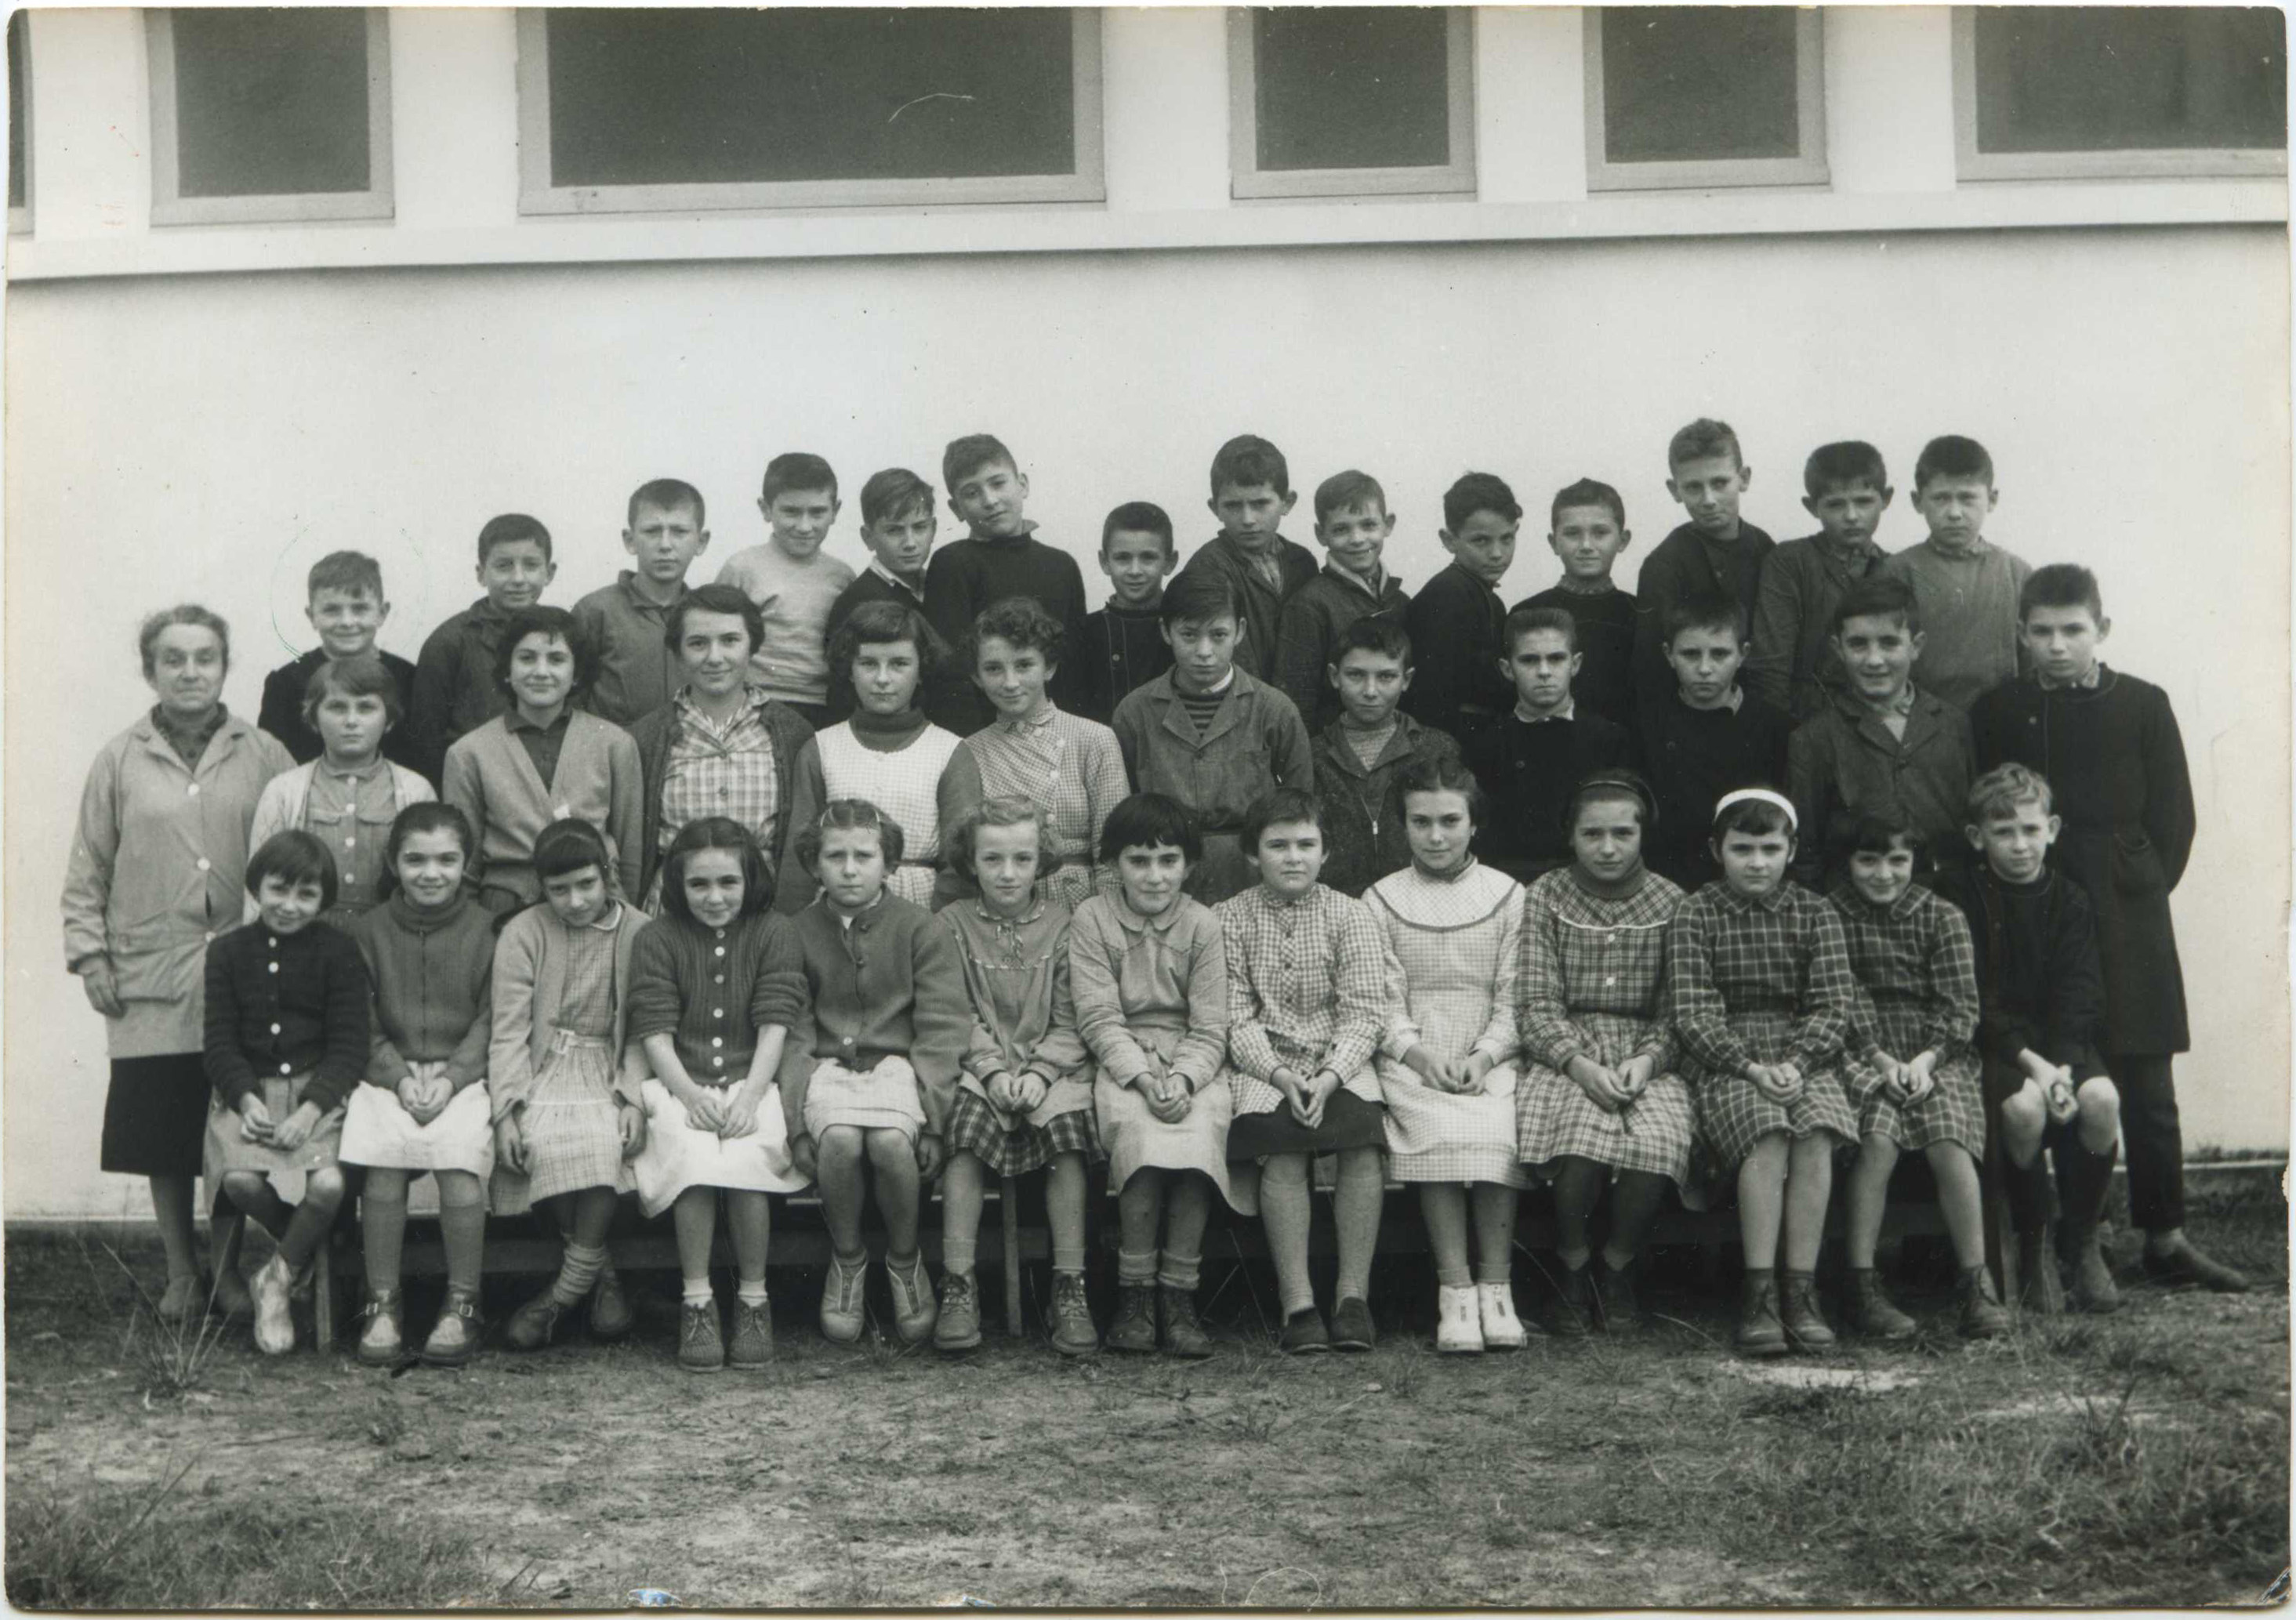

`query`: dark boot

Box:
[2142,1239,2252,1294]
[1551,1260,1594,1339]
[1844,1270,1917,1341]
[1779,1270,1836,1351]
[1159,1287,1213,1360]
[1105,1285,1158,1354]
[1734,1271,1786,1357]
[1954,1267,2010,1339]
[2066,1223,2120,1314]
[2016,1229,2065,1316]
[1591,1256,1643,1338]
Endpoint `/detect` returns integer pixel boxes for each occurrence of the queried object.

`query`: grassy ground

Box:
[5,1179,2284,1609]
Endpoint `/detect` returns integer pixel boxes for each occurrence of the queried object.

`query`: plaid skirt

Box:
[202,1073,344,1205]
[339,1082,495,1180]
[803,1056,927,1140]
[633,1078,810,1217]
[945,1087,1103,1176]
[1841,1046,1986,1159]
[1685,1010,1858,1172]
[1517,1024,1700,1203]
[493,1031,633,1214]
[1377,1058,1529,1188]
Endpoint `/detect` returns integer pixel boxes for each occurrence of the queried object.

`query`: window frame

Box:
[1583,7,1828,193]
[1227,6,1476,201]
[145,7,394,227]
[9,10,31,236]
[1952,7,2287,183]
[513,8,1105,217]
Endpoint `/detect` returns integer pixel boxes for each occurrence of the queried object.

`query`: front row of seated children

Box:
[201,748,2142,1367]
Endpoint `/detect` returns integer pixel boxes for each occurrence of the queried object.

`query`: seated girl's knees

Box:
[305,1167,348,1206]
[2000,1084,2047,1129]
[2077,1075,2121,1118]
[219,1172,269,1208]
[816,1125,864,1162]
[862,1127,914,1165]
[361,1168,410,1201]
[1258,1152,1310,1185]
[433,1170,484,1208]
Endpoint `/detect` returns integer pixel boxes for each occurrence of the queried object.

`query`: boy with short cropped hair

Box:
[1878,435,2030,712]
[1075,501,1180,727]
[1311,618,1461,897]
[1971,565,2243,1293]
[1171,434,1321,686]
[1111,571,1315,904]
[260,550,423,777]
[572,477,711,727]
[1643,594,1791,891]
[1402,472,1522,747]
[715,451,858,730]
[1464,605,1636,882]
[822,467,951,727]
[1786,577,1975,892]
[1514,477,1638,734]
[1632,419,1777,738]
[408,513,557,781]
[921,433,1092,734]
[1275,470,1409,731]
[1933,765,2124,1314]
[1748,441,1895,723]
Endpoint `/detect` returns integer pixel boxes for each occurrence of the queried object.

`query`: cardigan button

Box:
[713,1008,724,1019]
[279,1063,292,1075]
[270,1023,281,1035]
[268,962,279,974]
[187,784,200,796]
[196,857,211,872]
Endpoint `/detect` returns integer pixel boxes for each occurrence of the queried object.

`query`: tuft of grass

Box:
[96,1245,233,1404]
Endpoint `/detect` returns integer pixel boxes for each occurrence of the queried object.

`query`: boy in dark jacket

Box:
[1632,419,1777,739]
[1170,434,1320,685]
[1464,604,1636,882]
[1074,501,1179,726]
[1642,593,1791,891]
[1402,471,1521,749]
[1275,469,1409,731]
[1311,618,1460,897]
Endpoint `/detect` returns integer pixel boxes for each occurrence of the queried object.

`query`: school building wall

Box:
[7,8,2289,1220]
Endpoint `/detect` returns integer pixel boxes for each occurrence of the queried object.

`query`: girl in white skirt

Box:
[1075,794,1234,1360]
[493,820,651,1350]
[1363,756,1532,1355]
[202,831,368,1354]
[629,817,810,1373]
[342,804,498,1368]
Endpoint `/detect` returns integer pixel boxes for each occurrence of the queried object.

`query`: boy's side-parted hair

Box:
[795,798,909,872]
[1550,477,1626,531]
[301,651,406,732]
[1444,471,1522,533]
[1968,762,2054,824]
[1098,791,1203,864]
[831,600,941,684]
[1503,603,1578,656]
[2019,562,2106,624]
[1831,575,1921,637]
[306,549,385,602]
[477,513,553,566]
[1802,441,1888,496]
[1663,591,1749,647]
[1313,469,1387,527]
[1668,419,1743,470]
[970,596,1067,667]
[658,815,774,922]
[246,828,341,911]
[761,452,838,505]
[494,604,599,699]
[1209,433,1290,498]
[942,433,1016,494]
[1842,806,1924,859]
[1334,614,1413,669]
[138,603,232,677]
[629,477,706,531]
[1101,500,1175,556]
[533,817,615,882]
[1712,793,1795,843]
[664,582,765,657]
[1395,752,1489,829]
[859,467,936,530]
[1241,785,1326,851]
[945,793,1062,884]
[1159,568,1242,630]
[1913,434,1994,490]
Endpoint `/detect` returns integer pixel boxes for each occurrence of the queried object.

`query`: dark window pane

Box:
[172,9,370,198]
[1601,7,1801,165]
[1975,7,2286,153]
[545,9,1075,188]
[1253,8,1449,172]
[9,13,27,212]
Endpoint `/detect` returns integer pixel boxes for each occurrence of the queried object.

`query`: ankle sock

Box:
[1435,1259,1472,1288]
[1117,1247,1159,1287]
[941,1237,977,1275]
[681,1277,713,1307]
[1474,1263,1512,1288]
[737,1281,769,1307]
[1157,1252,1201,1293]
[1052,1241,1087,1274]
[551,1241,607,1307]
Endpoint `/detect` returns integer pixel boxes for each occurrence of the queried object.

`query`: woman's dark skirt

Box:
[100,1053,212,1178]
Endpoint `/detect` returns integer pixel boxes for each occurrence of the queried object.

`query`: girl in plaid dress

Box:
[1218,787,1390,1355]
[937,798,1103,1355]
[493,821,650,1351]
[1516,773,1695,1339]
[1364,756,1532,1354]
[1829,812,2008,1340]
[1668,790,1859,1357]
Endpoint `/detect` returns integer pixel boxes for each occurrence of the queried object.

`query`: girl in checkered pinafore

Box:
[1667,790,1859,1359]
[1515,773,1694,1341]
[1363,756,1532,1356]
[1827,810,2008,1342]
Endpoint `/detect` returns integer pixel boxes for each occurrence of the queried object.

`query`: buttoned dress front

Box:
[935,706,1130,911]
[941,900,1101,1174]
[1828,883,1986,1158]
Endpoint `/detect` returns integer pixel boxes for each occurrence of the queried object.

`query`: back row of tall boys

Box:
[262,419,2218,1299]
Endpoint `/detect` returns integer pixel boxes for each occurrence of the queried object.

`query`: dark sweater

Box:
[1516,583,1638,735]
[628,911,807,1086]
[1632,521,1776,736]
[1311,714,1462,897]
[409,598,519,788]
[922,533,1090,734]
[1402,561,1514,740]
[1464,709,1638,882]
[1643,690,1793,892]
[345,892,495,1093]
[1170,532,1322,684]
[821,568,962,730]
[259,648,426,781]
[625,693,816,904]
[202,919,371,1114]
[1074,600,1174,727]
[1275,566,1410,732]
[1934,865,2108,1081]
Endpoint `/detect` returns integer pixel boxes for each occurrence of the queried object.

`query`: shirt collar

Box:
[676,685,771,724]
[1326,558,1385,596]
[581,903,623,933]
[617,571,687,614]
[1177,669,1236,700]
[2037,664,2103,692]
[1112,895,1186,934]
[997,704,1061,734]
[1719,881,1789,915]
[318,754,387,783]
[1681,687,1745,715]
[151,703,229,764]
[1515,698,1576,723]
[865,558,927,598]
[973,897,1047,929]
[507,708,571,736]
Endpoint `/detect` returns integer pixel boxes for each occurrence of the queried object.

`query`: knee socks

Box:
[438,1202,486,1296]
[361,1183,408,1292]
[552,1241,607,1307]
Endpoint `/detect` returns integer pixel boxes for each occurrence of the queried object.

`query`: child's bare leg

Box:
[673,1187,719,1299]
[1333,1147,1383,1303]
[814,1127,869,1263]
[1046,1151,1089,1274]
[865,1128,923,1261]
[277,1166,346,1271]
[725,1191,771,1292]
[2075,1077,2121,1156]
[1418,1183,1471,1287]
[1470,1183,1518,1285]
[1115,1168,1165,1288]
[1780,1136,1835,1273]
[1550,1156,1605,1268]
[360,1167,412,1292]
[1735,1135,1790,1269]
[1257,1153,1315,1316]
[1844,1133,1899,1270]
[1925,1144,1988,1271]
[2000,1078,2048,1169]
[1601,1171,1667,1269]
[222,1170,292,1242]
[147,1174,201,1287]
[942,1151,988,1277]
[433,1172,485,1296]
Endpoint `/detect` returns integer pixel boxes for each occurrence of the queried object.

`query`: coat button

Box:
[713,1007,724,1019]
[187,784,201,796]
[268,962,279,974]
[270,1023,281,1035]
[712,1037,723,1047]
[714,946,726,957]
[280,1063,292,1075]
[196,857,211,872]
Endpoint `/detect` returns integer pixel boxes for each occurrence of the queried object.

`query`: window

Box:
[1228,8,1475,199]
[9,11,28,233]
[147,9,393,226]
[1957,7,2287,180]
[517,9,1104,215]
[1585,7,1826,191]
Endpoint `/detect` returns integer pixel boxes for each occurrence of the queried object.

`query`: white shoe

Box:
[251,1255,297,1355]
[1436,1284,1484,1354]
[1478,1281,1529,1350]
